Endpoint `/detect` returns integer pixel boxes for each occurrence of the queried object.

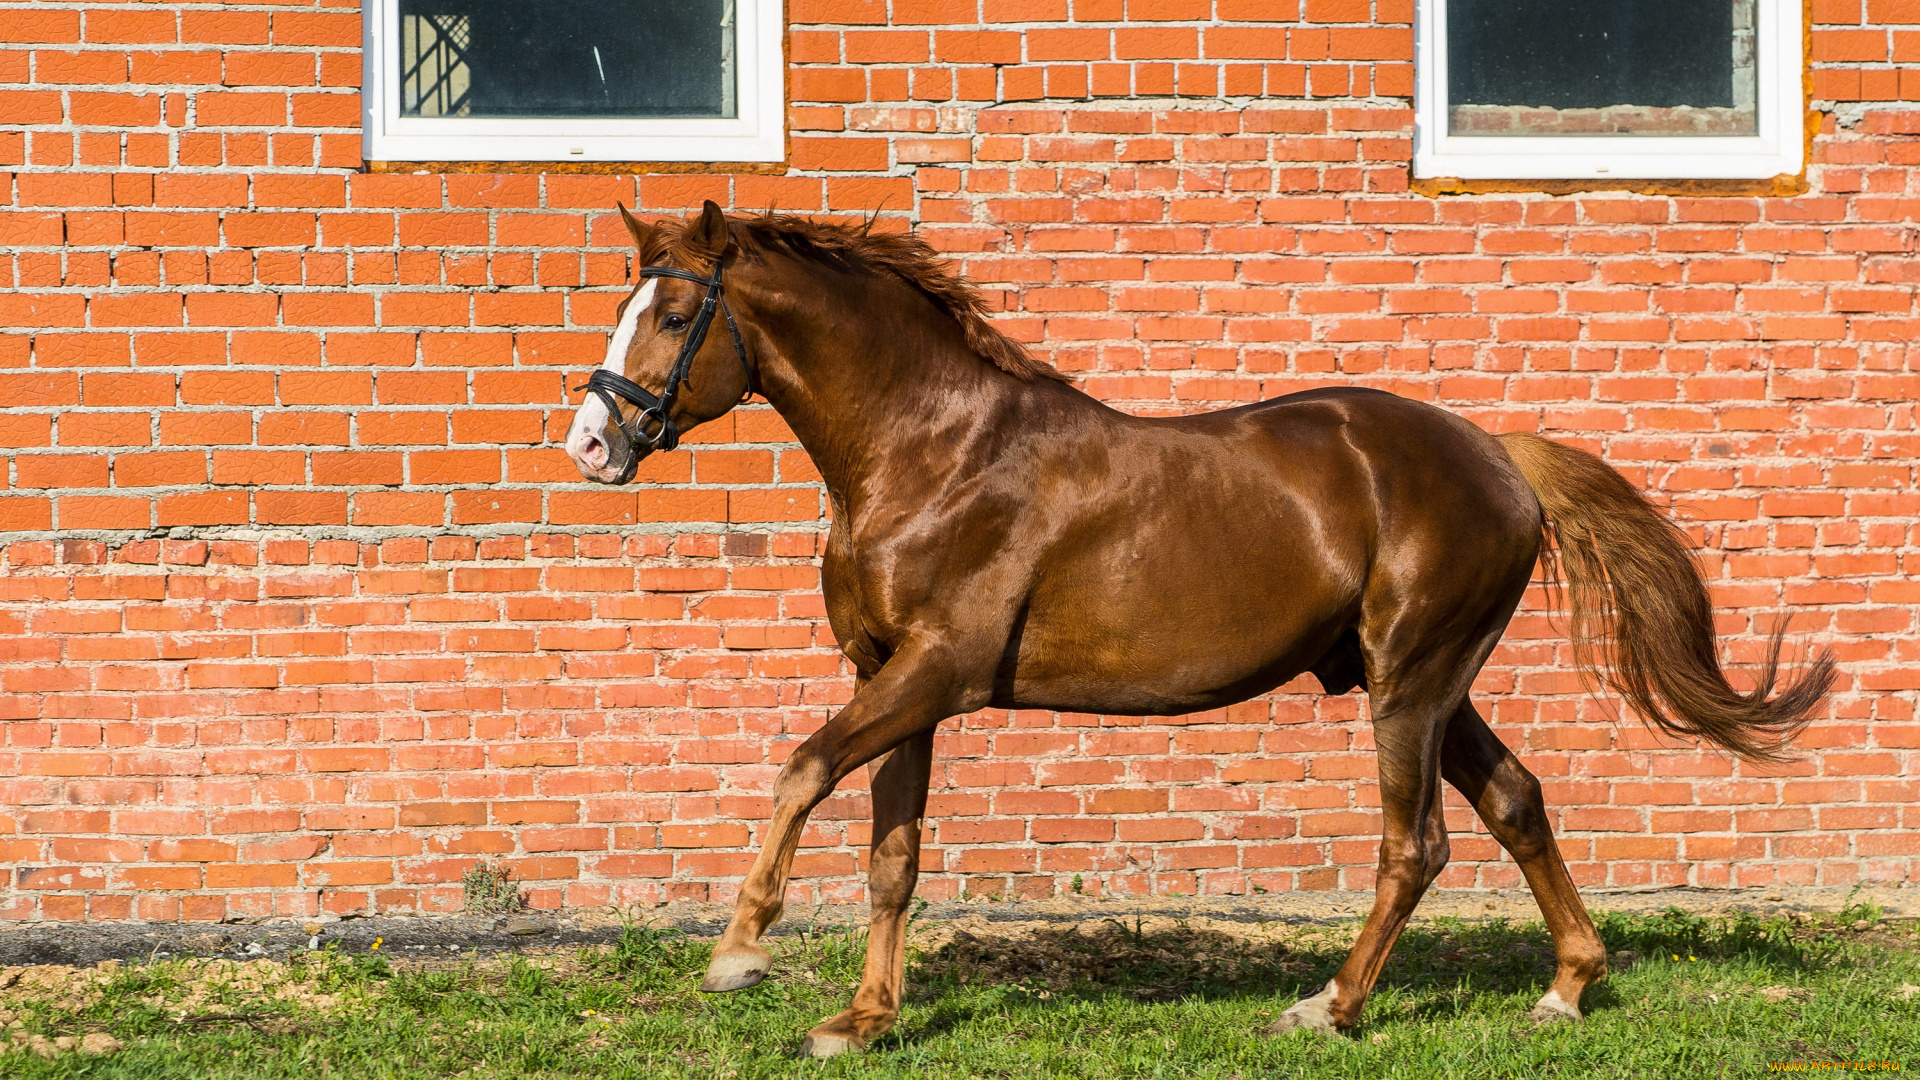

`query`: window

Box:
[362,0,785,164]
[1413,0,1803,181]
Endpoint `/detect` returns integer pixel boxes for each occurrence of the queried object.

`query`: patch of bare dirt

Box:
[0,954,360,1035]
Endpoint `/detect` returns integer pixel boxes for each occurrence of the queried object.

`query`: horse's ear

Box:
[688,199,731,260]
[617,202,651,250]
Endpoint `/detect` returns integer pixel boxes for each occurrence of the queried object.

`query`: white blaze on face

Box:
[565,279,655,473]
[600,278,655,375]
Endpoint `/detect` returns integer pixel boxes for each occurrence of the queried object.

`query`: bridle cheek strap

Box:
[575,261,755,457]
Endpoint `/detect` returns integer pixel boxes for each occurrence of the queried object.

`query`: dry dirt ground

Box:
[1,883,1912,969]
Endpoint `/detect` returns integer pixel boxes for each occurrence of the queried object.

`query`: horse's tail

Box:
[1496,432,1835,764]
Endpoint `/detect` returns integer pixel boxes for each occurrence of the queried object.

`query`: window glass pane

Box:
[1447,0,1757,136]
[398,0,736,120]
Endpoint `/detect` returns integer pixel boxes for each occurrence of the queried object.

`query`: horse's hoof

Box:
[1528,989,1583,1024]
[1265,1005,1339,1037]
[1267,982,1343,1037]
[803,1007,889,1058]
[800,1032,862,1058]
[699,948,771,993]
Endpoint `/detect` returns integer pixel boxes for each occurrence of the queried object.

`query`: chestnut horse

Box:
[561,201,1833,1057]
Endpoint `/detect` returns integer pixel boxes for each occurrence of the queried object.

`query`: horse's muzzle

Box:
[567,416,648,485]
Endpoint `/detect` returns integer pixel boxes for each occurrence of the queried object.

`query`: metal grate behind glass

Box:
[401,13,473,117]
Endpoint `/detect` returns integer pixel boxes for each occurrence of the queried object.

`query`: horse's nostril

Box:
[580,435,608,469]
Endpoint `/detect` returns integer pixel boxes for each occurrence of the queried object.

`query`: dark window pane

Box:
[399,0,735,120]
[1447,0,1756,136]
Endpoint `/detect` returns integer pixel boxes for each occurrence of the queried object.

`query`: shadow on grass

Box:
[891,905,1863,1040]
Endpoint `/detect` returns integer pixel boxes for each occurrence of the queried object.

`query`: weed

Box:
[461,861,525,915]
[1838,884,1886,927]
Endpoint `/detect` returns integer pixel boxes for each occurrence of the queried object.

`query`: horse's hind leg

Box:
[1269,685,1456,1034]
[801,727,935,1058]
[1440,702,1608,1021]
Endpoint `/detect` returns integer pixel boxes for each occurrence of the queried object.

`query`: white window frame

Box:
[1413,0,1803,181]
[361,0,785,163]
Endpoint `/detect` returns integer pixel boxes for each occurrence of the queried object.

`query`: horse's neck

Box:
[752,286,1065,503]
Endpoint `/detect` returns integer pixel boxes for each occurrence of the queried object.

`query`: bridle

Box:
[576,258,755,471]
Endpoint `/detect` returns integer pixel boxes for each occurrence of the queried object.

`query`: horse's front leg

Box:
[699,642,972,1002]
[800,726,934,1058]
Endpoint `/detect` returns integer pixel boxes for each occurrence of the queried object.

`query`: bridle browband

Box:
[575,258,754,471]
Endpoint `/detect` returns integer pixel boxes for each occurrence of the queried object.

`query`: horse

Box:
[559,200,1835,1057]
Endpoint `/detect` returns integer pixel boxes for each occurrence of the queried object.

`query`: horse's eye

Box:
[662,314,688,331]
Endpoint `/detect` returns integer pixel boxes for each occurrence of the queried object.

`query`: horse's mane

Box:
[649,212,1067,384]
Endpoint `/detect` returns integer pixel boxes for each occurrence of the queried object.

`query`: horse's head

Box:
[565,200,756,484]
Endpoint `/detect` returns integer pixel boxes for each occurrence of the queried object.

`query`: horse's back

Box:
[1222,387,1539,533]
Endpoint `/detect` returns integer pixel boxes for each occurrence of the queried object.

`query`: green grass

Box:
[1,905,1915,1078]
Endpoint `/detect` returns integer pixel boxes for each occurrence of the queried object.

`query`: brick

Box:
[195,91,285,126]
[0,11,80,44]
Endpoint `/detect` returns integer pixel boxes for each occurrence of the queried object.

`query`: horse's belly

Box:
[995,582,1353,715]
[1000,658,1322,716]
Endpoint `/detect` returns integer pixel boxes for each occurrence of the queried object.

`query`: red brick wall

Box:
[0,1,1917,922]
